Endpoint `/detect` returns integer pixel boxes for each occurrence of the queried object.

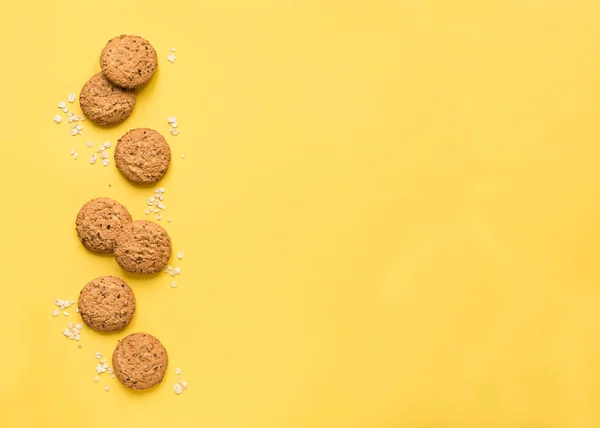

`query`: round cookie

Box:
[114,128,171,184]
[78,276,136,333]
[100,35,158,89]
[114,220,172,274]
[112,333,168,390]
[79,73,136,126]
[76,197,133,254]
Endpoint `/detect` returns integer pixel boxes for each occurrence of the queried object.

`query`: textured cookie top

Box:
[100,35,158,89]
[76,197,133,254]
[79,73,136,126]
[114,220,172,274]
[112,333,168,390]
[78,276,136,333]
[114,128,171,184]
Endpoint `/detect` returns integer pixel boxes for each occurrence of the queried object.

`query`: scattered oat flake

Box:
[171,121,178,128]
[174,383,183,394]
[168,53,176,63]
[63,311,69,316]
[175,368,182,375]
[171,281,178,288]
[68,322,74,329]
[58,101,66,109]
[174,267,181,275]
[62,107,69,113]
[76,124,83,131]
[68,111,73,118]
[52,308,60,317]
[168,116,177,123]
[167,218,172,223]
[166,265,173,273]
[100,151,108,159]
[95,352,102,359]
[145,210,150,215]
[181,381,188,389]
[68,93,76,103]
[94,376,99,382]
[105,386,110,392]
[70,128,78,136]
[78,344,83,349]
[157,213,162,221]
[54,114,62,123]
[181,154,185,159]
[157,187,165,193]
[76,323,82,329]
[104,141,111,148]
[157,202,165,210]
[102,159,110,167]
[170,128,179,136]
[177,252,184,260]
[90,154,97,164]
[170,47,176,52]
[73,152,79,160]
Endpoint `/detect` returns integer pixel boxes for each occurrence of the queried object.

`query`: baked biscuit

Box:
[114,220,172,274]
[79,73,136,126]
[112,333,168,390]
[100,35,158,89]
[78,276,136,333]
[76,197,132,254]
[114,128,171,184]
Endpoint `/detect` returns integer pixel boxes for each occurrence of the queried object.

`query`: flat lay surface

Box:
[2,1,600,427]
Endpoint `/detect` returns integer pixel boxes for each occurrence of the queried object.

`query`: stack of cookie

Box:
[80,35,157,126]
[80,35,172,186]
[73,35,174,391]
[75,197,171,390]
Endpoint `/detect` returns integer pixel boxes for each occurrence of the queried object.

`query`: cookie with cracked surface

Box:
[114,220,172,274]
[76,197,133,254]
[114,128,171,184]
[100,35,158,89]
[78,276,136,333]
[112,333,168,390]
[79,73,136,126]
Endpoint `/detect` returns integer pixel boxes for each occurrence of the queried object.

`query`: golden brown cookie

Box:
[114,220,172,274]
[78,276,136,333]
[100,35,158,89]
[76,197,133,254]
[114,128,171,184]
[79,73,136,126]
[112,333,168,390]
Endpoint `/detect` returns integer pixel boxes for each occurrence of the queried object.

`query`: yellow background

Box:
[1,0,600,427]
